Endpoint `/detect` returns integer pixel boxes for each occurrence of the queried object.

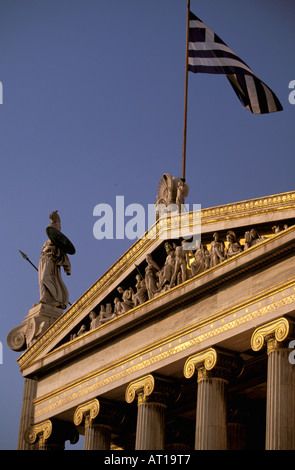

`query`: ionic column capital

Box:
[74,399,100,427]
[251,316,295,354]
[25,418,79,449]
[125,374,155,404]
[184,347,243,382]
[25,419,52,448]
[125,374,180,406]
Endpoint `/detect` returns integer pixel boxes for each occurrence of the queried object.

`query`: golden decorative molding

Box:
[184,348,217,379]
[184,347,243,382]
[73,398,100,427]
[200,191,295,223]
[251,317,291,353]
[25,419,52,446]
[17,191,295,371]
[33,278,295,420]
[125,374,155,404]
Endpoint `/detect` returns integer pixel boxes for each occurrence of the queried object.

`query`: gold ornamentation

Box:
[25,419,52,445]
[184,348,217,379]
[33,281,295,420]
[73,399,100,426]
[251,317,290,352]
[125,374,155,404]
[184,347,243,382]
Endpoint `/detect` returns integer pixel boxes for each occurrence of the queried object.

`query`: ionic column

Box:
[251,316,295,450]
[184,347,243,450]
[17,378,37,450]
[74,399,124,450]
[25,418,79,450]
[125,374,179,450]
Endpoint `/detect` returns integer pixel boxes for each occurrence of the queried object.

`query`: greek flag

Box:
[188,11,283,114]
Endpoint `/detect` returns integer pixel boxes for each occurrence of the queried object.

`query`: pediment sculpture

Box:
[63,224,289,344]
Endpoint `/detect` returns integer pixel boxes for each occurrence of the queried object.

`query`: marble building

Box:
[8,187,295,450]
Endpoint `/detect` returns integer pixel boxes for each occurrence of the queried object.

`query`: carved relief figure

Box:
[98,304,116,324]
[191,244,210,276]
[158,242,175,289]
[244,228,267,249]
[114,297,123,316]
[89,311,100,330]
[225,231,243,258]
[117,287,134,312]
[132,274,147,307]
[145,254,160,299]
[170,242,188,287]
[210,232,225,266]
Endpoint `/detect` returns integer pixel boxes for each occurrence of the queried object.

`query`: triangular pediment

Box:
[17,191,295,375]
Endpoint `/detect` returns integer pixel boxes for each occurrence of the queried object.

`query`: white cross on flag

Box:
[188,11,283,114]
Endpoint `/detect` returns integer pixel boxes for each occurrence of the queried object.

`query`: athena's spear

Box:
[18,250,38,272]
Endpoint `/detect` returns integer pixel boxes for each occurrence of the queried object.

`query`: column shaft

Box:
[18,378,37,450]
[195,377,227,450]
[84,423,111,450]
[126,375,179,451]
[135,401,166,450]
[266,346,295,449]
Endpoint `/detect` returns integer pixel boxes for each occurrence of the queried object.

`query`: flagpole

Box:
[182,0,190,181]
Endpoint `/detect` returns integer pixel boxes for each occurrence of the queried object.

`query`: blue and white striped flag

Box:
[188,11,283,114]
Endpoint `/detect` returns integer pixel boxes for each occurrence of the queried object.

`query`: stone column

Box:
[25,418,79,450]
[17,378,37,450]
[74,398,124,450]
[251,316,295,450]
[184,347,243,450]
[125,374,179,450]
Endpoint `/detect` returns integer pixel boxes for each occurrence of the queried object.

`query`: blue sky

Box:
[0,0,294,450]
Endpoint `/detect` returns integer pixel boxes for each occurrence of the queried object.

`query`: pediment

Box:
[17,191,295,375]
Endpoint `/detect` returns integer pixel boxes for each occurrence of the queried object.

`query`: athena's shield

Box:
[46,226,76,255]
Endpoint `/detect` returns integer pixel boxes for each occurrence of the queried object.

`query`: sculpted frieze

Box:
[62,223,291,345]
